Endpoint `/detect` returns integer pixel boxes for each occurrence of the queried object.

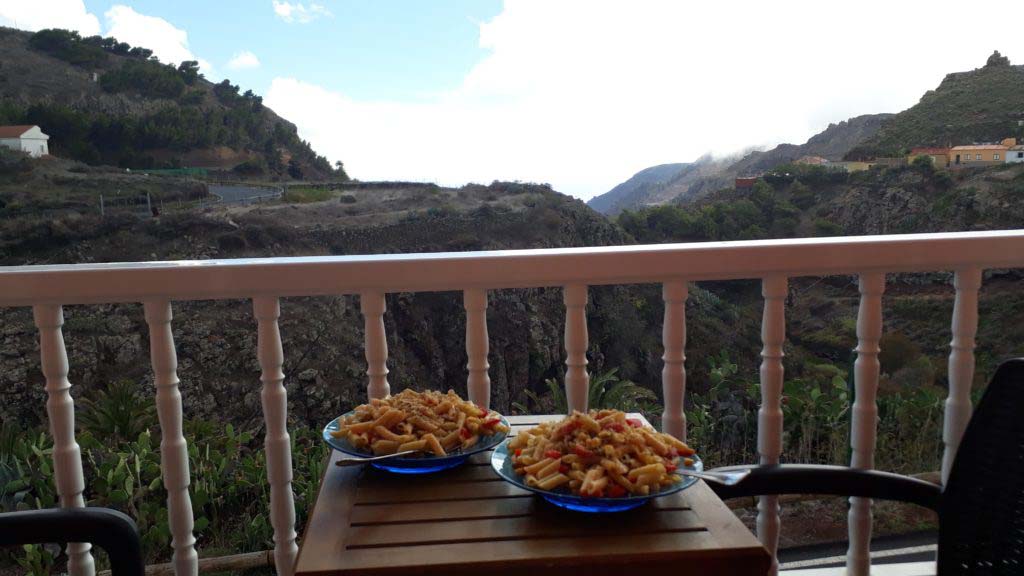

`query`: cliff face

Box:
[0,182,755,429]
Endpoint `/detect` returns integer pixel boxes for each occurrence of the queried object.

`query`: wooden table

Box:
[294,415,770,575]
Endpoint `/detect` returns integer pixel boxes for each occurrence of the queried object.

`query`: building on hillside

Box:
[1006,145,1024,164]
[1001,138,1017,147]
[815,161,872,172]
[0,125,49,158]
[950,144,1008,167]
[872,157,908,168]
[794,155,829,166]
[735,176,758,189]
[908,147,950,168]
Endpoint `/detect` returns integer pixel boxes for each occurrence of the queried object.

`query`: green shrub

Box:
[28,29,106,68]
[813,218,843,236]
[101,60,187,99]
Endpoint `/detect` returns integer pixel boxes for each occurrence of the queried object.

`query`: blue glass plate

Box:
[491,439,702,512]
[323,412,510,474]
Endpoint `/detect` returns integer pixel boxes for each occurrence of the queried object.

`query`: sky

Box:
[1,1,1022,200]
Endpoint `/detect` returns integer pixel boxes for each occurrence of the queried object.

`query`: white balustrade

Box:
[563,284,589,413]
[360,291,390,400]
[757,276,787,576]
[464,289,491,408]
[943,267,981,484]
[254,297,298,576]
[4,231,1024,575]
[846,273,885,576]
[661,280,688,440]
[144,301,198,576]
[33,304,95,576]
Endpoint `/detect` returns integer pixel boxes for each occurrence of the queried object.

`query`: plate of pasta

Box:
[323,388,511,474]
[491,410,701,512]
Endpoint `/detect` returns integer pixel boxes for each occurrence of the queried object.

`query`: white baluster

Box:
[253,297,298,576]
[464,289,491,408]
[661,280,688,440]
[563,285,589,413]
[942,267,981,484]
[361,291,390,399]
[33,304,95,576]
[143,301,198,576]
[847,272,885,576]
[757,276,787,576]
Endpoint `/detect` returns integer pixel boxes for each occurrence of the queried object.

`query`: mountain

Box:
[587,162,689,214]
[848,53,1024,159]
[727,114,892,176]
[593,52,1024,214]
[589,114,891,214]
[0,27,339,179]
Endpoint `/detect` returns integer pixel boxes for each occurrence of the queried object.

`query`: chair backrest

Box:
[939,358,1024,575]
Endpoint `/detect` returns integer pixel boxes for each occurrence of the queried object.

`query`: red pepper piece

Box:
[514,448,523,457]
[626,418,644,428]
[544,449,562,459]
[459,427,471,439]
[559,464,569,474]
[482,417,501,428]
[665,463,678,473]
[607,484,627,498]
[572,445,593,458]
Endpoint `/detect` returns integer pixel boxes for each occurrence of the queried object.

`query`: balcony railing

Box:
[3,229,1024,576]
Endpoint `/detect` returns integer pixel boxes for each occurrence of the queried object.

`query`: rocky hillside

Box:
[728,114,891,175]
[591,52,1024,214]
[618,161,1024,412]
[848,52,1024,159]
[0,27,338,179]
[0,180,754,429]
[587,163,689,214]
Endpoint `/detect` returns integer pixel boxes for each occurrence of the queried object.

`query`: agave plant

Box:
[513,367,659,415]
[78,379,158,443]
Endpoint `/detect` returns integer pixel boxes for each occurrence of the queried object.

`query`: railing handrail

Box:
[1,230,1023,306]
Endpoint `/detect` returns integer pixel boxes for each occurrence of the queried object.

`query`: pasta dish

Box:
[508,410,695,497]
[330,389,510,456]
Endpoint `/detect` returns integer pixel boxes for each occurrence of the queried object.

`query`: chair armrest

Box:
[0,507,144,576]
[707,464,942,512]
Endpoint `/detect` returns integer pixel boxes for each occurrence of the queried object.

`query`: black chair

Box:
[710,357,1024,575]
[0,507,144,576]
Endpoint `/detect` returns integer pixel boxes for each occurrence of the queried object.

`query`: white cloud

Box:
[267,0,1024,200]
[103,5,212,75]
[0,0,100,36]
[272,1,332,24]
[227,50,260,70]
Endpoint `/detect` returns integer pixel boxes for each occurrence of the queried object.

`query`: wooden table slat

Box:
[347,507,705,548]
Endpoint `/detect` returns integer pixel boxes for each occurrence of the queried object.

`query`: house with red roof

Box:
[908,147,950,168]
[0,125,49,158]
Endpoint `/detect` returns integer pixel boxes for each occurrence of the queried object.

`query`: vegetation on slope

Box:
[847,52,1024,159]
[1,28,342,178]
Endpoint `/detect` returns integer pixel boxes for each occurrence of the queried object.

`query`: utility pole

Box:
[100,194,105,217]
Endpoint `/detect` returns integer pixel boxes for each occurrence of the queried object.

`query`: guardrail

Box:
[4,229,1024,576]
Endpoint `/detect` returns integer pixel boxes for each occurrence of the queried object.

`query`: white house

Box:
[1007,145,1024,164]
[0,125,49,158]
